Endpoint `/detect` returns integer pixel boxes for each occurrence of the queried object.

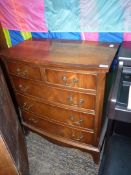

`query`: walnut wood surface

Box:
[7,61,42,81]
[44,68,97,90]
[1,39,119,163]
[16,93,95,130]
[11,76,96,111]
[22,111,94,145]
[1,39,119,71]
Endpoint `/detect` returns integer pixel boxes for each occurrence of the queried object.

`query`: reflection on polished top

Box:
[1,39,119,71]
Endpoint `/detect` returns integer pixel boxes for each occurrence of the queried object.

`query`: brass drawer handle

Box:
[69,115,84,125]
[18,84,29,92]
[73,135,83,141]
[69,115,75,121]
[22,102,33,110]
[62,76,78,87]
[72,77,79,85]
[72,131,83,141]
[67,96,73,105]
[74,118,84,125]
[22,102,27,108]
[67,96,84,106]
[16,68,28,77]
[16,68,20,74]
[29,118,38,123]
[78,99,85,106]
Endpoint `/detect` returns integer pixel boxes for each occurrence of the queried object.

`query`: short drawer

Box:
[22,111,94,145]
[16,94,95,130]
[6,61,41,80]
[12,77,96,111]
[44,68,97,90]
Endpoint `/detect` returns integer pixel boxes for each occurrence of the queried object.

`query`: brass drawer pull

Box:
[18,84,29,92]
[73,135,83,141]
[74,118,84,125]
[62,76,67,84]
[22,102,33,110]
[69,115,84,125]
[67,96,84,106]
[22,102,27,108]
[16,68,28,77]
[16,68,20,74]
[69,115,75,121]
[29,118,38,123]
[67,96,73,105]
[72,77,79,85]
[78,99,85,106]
[62,76,79,87]
[72,131,83,141]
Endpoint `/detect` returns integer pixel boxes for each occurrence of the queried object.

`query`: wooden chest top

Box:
[0,39,119,71]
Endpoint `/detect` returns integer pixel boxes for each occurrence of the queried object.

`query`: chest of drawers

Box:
[1,39,119,163]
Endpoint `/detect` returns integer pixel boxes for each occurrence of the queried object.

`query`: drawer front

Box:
[22,111,94,145]
[7,61,41,80]
[16,94,95,130]
[12,77,96,110]
[45,68,97,90]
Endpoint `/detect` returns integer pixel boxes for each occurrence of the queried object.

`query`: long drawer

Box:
[44,68,97,90]
[16,93,95,130]
[12,77,96,111]
[22,111,94,145]
[6,61,42,81]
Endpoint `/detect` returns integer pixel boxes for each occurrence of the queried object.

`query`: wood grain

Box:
[16,93,95,130]
[1,39,119,163]
[45,68,97,90]
[22,111,94,145]
[12,76,96,111]
[0,39,119,71]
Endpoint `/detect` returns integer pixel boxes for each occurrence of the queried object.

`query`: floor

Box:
[99,134,131,175]
[26,129,131,175]
[26,132,99,175]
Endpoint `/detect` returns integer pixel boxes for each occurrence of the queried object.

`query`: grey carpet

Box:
[26,132,99,175]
